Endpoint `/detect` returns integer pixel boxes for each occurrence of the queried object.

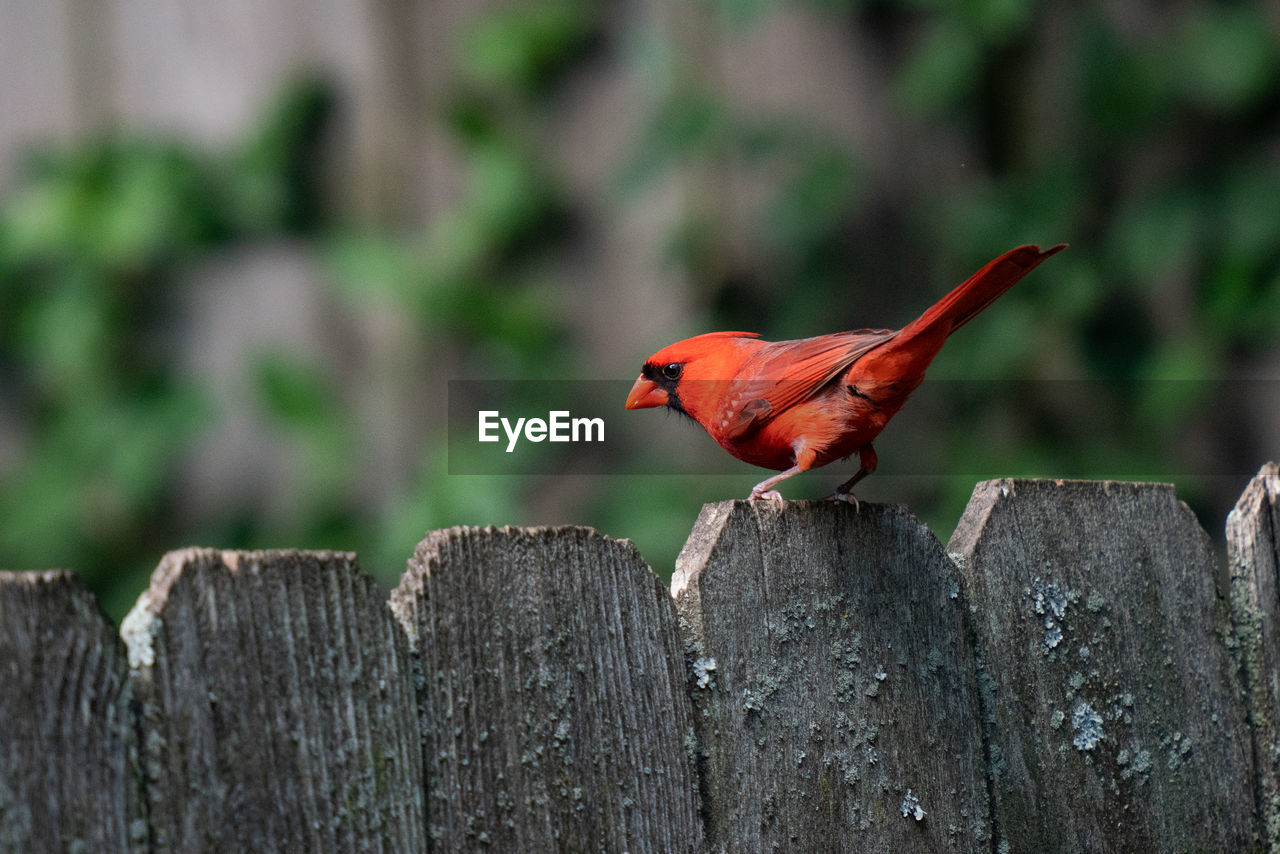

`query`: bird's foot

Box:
[749,488,785,502]
[824,490,861,512]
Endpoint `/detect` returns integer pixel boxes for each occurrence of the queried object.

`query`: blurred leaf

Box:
[926,166,1083,267]
[737,119,823,163]
[419,138,563,288]
[104,390,206,505]
[325,232,425,308]
[454,279,565,366]
[1204,164,1280,346]
[96,143,222,264]
[0,452,86,567]
[0,389,202,568]
[932,297,1038,380]
[1170,6,1279,112]
[466,139,557,247]
[232,76,334,232]
[966,0,1033,39]
[251,351,356,509]
[1075,15,1170,143]
[1133,338,1215,429]
[760,149,860,260]
[1107,189,1202,286]
[1,168,93,262]
[801,0,861,11]
[1038,253,1104,328]
[894,18,981,116]
[1219,165,1280,263]
[712,0,774,29]
[618,92,728,197]
[1204,261,1280,347]
[2,139,227,268]
[421,211,494,292]
[14,271,110,397]
[460,0,596,95]
[253,351,335,426]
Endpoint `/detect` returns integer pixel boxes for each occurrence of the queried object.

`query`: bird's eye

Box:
[662,362,682,380]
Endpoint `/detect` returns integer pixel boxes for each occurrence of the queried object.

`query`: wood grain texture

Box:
[1228,462,1280,849]
[391,525,702,853]
[124,549,424,853]
[673,500,988,853]
[0,570,144,854]
[950,479,1255,853]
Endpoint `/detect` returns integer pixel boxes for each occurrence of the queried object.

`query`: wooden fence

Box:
[3,463,1279,853]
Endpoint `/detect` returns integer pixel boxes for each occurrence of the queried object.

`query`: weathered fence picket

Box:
[123,549,425,852]
[950,479,1255,852]
[390,526,701,852]
[2,464,1280,853]
[1229,461,1280,847]
[0,571,143,853]
[673,501,988,851]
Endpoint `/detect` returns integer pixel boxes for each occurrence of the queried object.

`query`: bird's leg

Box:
[749,465,804,501]
[826,445,878,510]
[749,442,814,501]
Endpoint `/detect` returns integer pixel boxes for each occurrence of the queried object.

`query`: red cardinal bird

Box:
[625,244,1065,502]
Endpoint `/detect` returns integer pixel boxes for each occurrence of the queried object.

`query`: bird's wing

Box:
[723,329,895,439]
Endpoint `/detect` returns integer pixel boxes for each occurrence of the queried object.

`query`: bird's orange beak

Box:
[625,376,668,409]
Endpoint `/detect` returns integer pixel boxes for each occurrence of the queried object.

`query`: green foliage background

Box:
[1,0,1278,619]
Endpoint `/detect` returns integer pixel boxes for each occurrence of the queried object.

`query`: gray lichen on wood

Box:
[392,525,702,853]
[673,500,988,852]
[0,570,145,854]
[1228,462,1280,849]
[125,548,425,852]
[951,479,1256,853]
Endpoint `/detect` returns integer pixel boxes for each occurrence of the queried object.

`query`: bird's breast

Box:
[710,387,896,471]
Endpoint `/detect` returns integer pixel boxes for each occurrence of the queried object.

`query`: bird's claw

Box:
[825,490,861,512]
[749,489,785,502]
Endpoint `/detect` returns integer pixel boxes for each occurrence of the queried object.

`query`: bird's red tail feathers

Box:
[900,243,1066,341]
[851,243,1065,384]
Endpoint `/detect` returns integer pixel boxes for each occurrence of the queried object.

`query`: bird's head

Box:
[625,331,761,422]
